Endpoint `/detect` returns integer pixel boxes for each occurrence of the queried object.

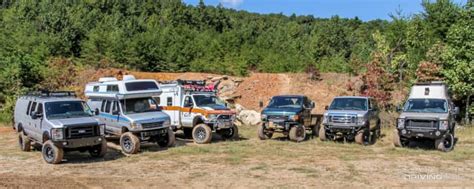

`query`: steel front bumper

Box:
[206,120,235,130]
[53,136,105,149]
[397,128,447,139]
[263,121,299,131]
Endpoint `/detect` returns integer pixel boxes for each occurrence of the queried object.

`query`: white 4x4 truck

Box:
[157,80,238,144]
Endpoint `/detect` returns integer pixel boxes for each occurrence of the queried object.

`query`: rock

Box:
[211,76,223,82]
[237,110,261,126]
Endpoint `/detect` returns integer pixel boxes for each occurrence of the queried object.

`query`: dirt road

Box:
[1,126,473,188]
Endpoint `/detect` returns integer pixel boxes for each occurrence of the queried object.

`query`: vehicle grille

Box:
[66,125,98,139]
[406,119,438,129]
[142,121,164,129]
[268,115,288,121]
[217,115,231,120]
[330,115,356,124]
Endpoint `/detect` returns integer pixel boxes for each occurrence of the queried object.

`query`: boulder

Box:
[237,109,261,126]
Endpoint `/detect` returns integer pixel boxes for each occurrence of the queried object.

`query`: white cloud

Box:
[219,0,244,8]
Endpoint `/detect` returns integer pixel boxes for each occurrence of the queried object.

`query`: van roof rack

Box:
[25,90,77,98]
[414,81,445,86]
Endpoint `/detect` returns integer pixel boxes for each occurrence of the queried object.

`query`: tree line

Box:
[0,0,472,122]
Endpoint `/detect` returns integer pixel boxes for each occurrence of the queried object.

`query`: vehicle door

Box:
[107,100,122,135]
[99,100,116,133]
[28,101,42,141]
[368,98,378,129]
[302,97,312,126]
[181,95,195,127]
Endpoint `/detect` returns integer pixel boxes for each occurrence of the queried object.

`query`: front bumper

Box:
[53,136,105,149]
[397,128,447,139]
[323,124,365,134]
[136,128,169,141]
[206,120,235,130]
[262,120,300,131]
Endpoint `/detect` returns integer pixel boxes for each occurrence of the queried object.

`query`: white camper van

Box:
[157,80,238,144]
[85,75,175,154]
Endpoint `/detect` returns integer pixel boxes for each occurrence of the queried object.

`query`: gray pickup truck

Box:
[394,82,459,152]
[321,96,381,145]
[13,91,107,164]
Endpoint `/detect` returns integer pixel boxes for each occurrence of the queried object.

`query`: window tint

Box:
[184,96,193,107]
[26,101,32,115]
[167,97,173,106]
[37,103,43,114]
[30,102,37,115]
[105,101,112,113]
[106,85,119,92]
[93,86,99,92]
[125,81,158,91]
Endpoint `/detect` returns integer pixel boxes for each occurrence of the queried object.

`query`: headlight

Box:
[131,122,141,129]
[51,128,63,140]
[99,124,105,135]
[439,120,449,130]
[357,116,365,125]
[397,118,405,128]
[322,116,328,124]
[290,115,299,121]
[163,119,171,126]
[207,114,217,120]
[261,114,267,120]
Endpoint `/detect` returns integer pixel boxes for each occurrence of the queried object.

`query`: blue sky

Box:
[183,0,468,21]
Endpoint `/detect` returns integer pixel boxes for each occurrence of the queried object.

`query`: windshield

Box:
[193,95,225,107]
[267,97,303,108]
[403,99,447,113]
[46,101,92,119]
[329,98,367,111]
[120,97,159,114]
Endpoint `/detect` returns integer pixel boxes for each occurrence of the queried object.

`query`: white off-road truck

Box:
[158,80,238,144]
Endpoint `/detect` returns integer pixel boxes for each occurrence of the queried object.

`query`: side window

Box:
[26,101,32,115]
[101,100,106,112]
[105,101,112,113]
[106,85,119,92]
[112,101,119,113]
[154,97,161,105]
[37,103,43,115]
[167,97,173,106]
[183,96,193,107]
[93,86,99,92]
[30,102,37,115]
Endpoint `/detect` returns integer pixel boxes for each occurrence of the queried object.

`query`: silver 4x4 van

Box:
[14,91,107,164]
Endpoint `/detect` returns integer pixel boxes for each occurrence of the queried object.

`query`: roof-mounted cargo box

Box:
[409,81,449,99]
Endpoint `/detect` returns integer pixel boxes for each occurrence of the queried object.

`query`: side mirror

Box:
[95,108,100,116]
[324,105,329,110]
[30,111,42,119]
[311,102,315,108]
[396,105,402,112]
[453,107,460,115]
[112,110,120,115]
[259,100,264,108]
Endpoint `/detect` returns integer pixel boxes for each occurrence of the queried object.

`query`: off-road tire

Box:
[18,132,31,152]
[435,133,454,152]
[311,125,319,138]
[192,124,212,144]
[218,126,239,140]
[120,132,140,154]
[158,128,176,147]
[289,125,306,142]
[89,139,107,158]
[257,123,272,140]
[355,128,369,145]
[42,140,64,164]
[393,129,403,147]
[319,126,327,141]
[183,128,193,139]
